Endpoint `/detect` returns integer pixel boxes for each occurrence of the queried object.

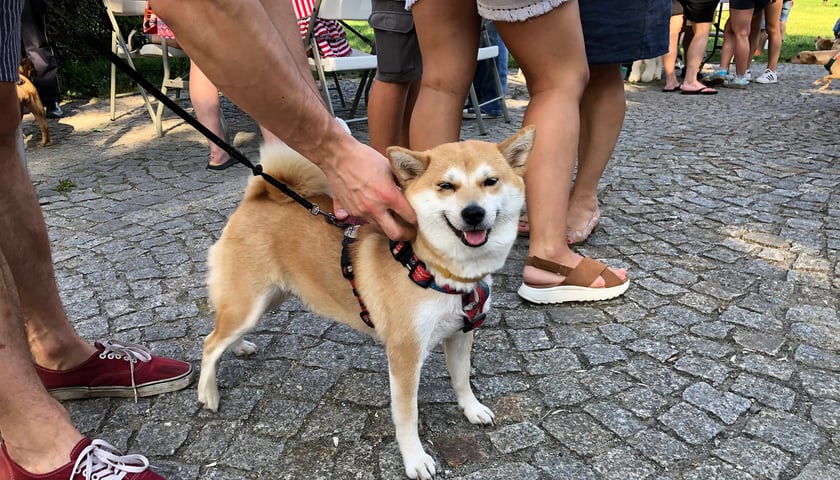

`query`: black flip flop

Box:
[206,157,238,171]
[662,85,681,92]
[680,86,717,95]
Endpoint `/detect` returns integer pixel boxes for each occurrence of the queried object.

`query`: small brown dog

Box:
[790,49,840,90]
[815,36,840,51]
[17,58,50,146]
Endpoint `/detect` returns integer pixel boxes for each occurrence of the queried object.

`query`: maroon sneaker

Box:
[35,340,193,401]
[0,438,165,479]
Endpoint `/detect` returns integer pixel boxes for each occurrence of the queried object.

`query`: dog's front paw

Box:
[463,401,495,426]
[404,452,436,480]
[230,339,257,356]
[197,374,221,411]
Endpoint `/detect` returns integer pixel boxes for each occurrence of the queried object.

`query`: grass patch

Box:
[56,179,76,193]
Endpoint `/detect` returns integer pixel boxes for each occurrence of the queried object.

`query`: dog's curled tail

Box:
[245,142,332,202]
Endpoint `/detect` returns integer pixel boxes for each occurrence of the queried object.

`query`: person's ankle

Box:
[3,431,84,474]
[28,333,98,371]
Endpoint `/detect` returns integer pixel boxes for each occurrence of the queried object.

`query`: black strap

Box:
[82,33,349,229]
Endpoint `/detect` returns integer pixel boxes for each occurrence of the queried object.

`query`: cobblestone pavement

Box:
[20,62,839,480]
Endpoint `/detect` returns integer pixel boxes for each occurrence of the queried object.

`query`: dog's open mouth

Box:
[446,219,490,247]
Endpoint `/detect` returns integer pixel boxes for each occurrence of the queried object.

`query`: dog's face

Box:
[18,58,36,80]
[387,127,532,272]
[790,51,818,64]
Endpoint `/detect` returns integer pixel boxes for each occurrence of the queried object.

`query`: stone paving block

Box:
[488,421,545,454]
[730,373,797,411]
[522,347,580,375]
[683,382,751,425]
[658,402,725,445]
[450,462,541,480]
[720,305,784,332]
[793,460,840,480]
[626,338,679,362]
[732,353,795,381]
[746,409,827,457]
[584,401,646,438]
[581,343,628,365]
[538,374,593,407]
[681,458,756,480]
[690,321,734,339]
[622,357,691,395]
[599,323,639,343]
[617,386,670,419]
[542,412,616,456]
[533,450,597,480]
[794,344,840,372]
[508,328,551,351]
[791,322,840,351]
[799,369,840,401]
[592,446,657,480]
[712,437,791,480]
[810,399,840,431]
[732,328,786,356]
[626,429,690,467]
[673,355,732,383]
[577,367,635,397]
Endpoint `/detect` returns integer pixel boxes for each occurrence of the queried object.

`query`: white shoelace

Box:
[98,340,152,402]
[71,439,151,480]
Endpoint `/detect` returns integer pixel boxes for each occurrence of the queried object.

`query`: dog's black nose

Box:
[461,205,486,227]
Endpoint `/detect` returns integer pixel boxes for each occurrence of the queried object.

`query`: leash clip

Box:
[309,204,321,216]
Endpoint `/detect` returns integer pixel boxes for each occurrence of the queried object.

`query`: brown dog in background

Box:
[17,58,51,146]
[790,49,840,90]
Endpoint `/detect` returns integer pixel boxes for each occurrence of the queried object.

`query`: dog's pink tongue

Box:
[464,230,487,246]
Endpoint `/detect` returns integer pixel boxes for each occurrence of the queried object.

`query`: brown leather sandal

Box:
[517,256,629,304]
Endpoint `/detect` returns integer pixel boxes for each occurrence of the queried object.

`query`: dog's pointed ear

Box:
[388,147,430,188]
[498,125,534,176]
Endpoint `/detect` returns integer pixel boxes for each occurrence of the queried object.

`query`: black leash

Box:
[82,33,350,229]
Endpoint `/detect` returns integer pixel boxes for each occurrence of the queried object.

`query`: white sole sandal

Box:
[517,256,629,304]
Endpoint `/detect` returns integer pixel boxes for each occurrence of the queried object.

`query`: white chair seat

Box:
[308,49,378,72]
[139,43,189,59]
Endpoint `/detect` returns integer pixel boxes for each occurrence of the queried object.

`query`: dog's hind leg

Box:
[29,99,50,146]
[444,332,494,425]
[386,341,436,480]
[197,287,280,411]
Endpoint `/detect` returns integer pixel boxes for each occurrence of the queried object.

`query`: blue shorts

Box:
[780,0,792,22]
[1,0,24,82]
[580,0,671,64]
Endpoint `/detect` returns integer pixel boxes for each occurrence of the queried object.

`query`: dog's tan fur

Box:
[815,35,840,51]
[198,127,534,479]
[17,58,50,146]
[789,49,840,90]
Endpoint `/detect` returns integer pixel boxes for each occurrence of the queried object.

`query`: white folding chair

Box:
[304,0,378,124]
[102,0,189,136]
[137,42,189,136]
[467,22,511,135]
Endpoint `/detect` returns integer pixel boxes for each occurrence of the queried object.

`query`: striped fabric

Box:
[1,0,23,82]
[291,0,352,58]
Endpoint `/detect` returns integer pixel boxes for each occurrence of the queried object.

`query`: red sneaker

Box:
[35,340,193,401]
[0,438,165,479]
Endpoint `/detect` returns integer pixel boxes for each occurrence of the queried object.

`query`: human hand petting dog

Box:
[320,135,418,241]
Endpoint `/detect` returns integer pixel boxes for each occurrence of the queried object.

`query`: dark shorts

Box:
[676,0,720,23]
[369,0,422,83]
[672,0,683,16]
[580,0,671,64]
[729,0,770,11]
[1,0,24,82]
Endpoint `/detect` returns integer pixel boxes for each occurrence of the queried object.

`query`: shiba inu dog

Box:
[198,127,534,479]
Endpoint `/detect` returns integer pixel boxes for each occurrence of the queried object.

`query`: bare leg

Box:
[189,62,231,166]
[568,64,624,242]
[0,83,85,475]
[663,14,685,90]
[681,21,714,92]
[763,0,783,72]
[0,88,96,372]
[719,18,735,72]
[728,8,754,77]
[369,79,420,154]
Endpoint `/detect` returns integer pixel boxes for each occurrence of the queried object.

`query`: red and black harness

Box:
[341,226,489,333]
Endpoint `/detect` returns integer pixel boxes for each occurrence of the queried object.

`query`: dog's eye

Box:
[438,182,455,191]
[484,177,498,187]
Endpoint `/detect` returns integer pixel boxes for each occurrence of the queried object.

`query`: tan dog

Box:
[790,49,840,90]
[17,58,50,146]
[198,127,534,479]
[815,35,840,51]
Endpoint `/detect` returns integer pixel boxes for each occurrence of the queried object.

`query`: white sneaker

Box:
[755,69,778,84]
[745,69,752,82]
